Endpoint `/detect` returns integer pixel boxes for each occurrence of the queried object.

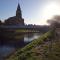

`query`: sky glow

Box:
[0,0,60,25]
[40,1,60,25]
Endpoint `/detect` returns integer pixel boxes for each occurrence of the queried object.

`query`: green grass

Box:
[6,30,55,60]
[15,29,39,33]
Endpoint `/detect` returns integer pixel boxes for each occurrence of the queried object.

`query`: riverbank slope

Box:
[6,29,60,60]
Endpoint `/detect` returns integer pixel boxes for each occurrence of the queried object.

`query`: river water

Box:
[0,33,42,59]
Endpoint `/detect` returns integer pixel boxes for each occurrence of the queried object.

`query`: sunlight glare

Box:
[40,2,60,25]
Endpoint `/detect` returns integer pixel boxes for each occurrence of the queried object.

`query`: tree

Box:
[47,15,60,29]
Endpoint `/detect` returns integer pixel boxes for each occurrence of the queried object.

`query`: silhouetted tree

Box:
[47,15,60,29]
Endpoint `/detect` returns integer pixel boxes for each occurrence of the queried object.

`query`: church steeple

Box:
[16,3,22,18]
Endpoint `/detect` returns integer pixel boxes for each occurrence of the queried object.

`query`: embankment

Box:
[6,30,59,60]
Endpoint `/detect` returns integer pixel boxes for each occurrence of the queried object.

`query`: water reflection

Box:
[0,32,41,58]
[0,46,15,57]
[24,33,41,42]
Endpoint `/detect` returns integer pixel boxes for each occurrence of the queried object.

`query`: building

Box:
[4,3,24,25]
[0,20,2,25]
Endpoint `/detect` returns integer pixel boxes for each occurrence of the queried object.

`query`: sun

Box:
[40,2,60,25]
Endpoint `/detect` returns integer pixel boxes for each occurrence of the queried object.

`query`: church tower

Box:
[5,2,24,25]
[16,3,22,18]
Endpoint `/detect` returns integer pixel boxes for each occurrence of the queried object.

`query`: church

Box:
[4,3,24,25]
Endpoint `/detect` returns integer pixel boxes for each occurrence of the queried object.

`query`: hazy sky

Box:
[0,0,60,25]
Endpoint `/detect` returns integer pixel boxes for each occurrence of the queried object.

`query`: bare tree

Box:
[47,15,60,29]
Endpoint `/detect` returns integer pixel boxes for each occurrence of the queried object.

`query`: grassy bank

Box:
[15,29,40,33]
[6,30,55,60]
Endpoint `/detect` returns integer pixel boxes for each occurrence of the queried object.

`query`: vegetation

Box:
[15,29,39,33]
[6,29,60,60]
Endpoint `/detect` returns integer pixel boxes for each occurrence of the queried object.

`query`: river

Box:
[0,33,42,59]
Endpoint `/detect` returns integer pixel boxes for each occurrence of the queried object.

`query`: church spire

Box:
[16,3,22,18]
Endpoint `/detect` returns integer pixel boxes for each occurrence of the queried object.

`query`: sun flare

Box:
[40,2,60,25]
